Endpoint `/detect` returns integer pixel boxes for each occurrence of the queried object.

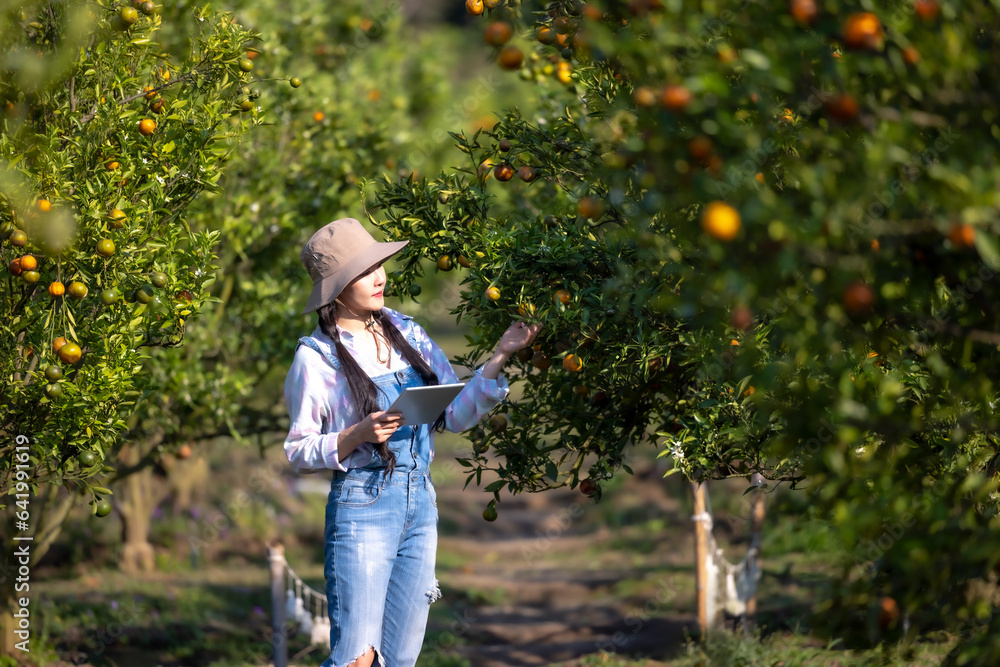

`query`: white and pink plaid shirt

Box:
[283,307,509,474]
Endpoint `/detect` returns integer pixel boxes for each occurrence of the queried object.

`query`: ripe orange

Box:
[531,350,552,370]
[437,255,453,271]
[19,254,37,271]
[48,281,65,297]
[949,223,976,248]
[755,172,765,184]
[553,289,571,305]
[57,341,82,364]
[37,199,51,212]
[8,258,22,276]
[661,85,692,111]
[478,159,495,179]
[516,302,536,318]
[687,135,714,163]
[744,386,756,397]
[537,26,556,45]
[633,86,656,107]
[313,111,325,122]
[498,46,524,70]
[485,286,501,301]
[105,160,120,171]
[578,196,604,220]
[556,61,573,84]
[843,12,883,51]
[465,0,484,16]
[143,86,156,100]
[871,238,880,252]
[484,21,513,46]
[878,597,899,630]
[150,97,166,114]
[563,354,583,372]
[701,201,741,241]
[457,255,472,268]
[493,163,515,181]
[109,209,127,227]
[137,118,156,136]
[790,0,818,25]
[579,478,598,496]
[826,93,859,121]
[177,444,193,459]
[53,337,68,354]
[517,165,538,183]
[914,0,939,21]
[842,281,875,316]
[902,46,920,65]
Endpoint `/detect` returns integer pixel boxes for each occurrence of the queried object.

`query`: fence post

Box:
[692,480,709,638]
[268,542,288,667]
[744,472,766,632]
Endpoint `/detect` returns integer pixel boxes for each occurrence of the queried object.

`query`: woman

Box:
[283,218,540,667]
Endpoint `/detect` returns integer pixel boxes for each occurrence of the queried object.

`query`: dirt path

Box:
[430,461,699,666]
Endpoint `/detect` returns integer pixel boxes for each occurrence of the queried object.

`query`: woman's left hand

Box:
[497,321,543,355]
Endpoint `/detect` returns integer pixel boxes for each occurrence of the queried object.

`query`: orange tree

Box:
[370,0,1000,659]
[0,0,260,523]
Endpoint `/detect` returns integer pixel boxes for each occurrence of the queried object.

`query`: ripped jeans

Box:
[321,367,440,667]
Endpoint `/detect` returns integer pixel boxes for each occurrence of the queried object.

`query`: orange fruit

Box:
[8,258,22,276]
[556,61,573,84]
[633,86,656,107]
[498,46,524,70]
[516,302,536,318]
[578,196,604,220]
[484,21,513,46]
[744,386,756,397]
[871,238,880,252]
[19,255,37,271]
[367,89,381,102]
[553,289,571,305]
[949,223,976,248]
[485,286,501,301]
[687,135,714,163]
[914,0,939,21]
[48,281,65,297]
[843,12,883,51]
[177,444,193,459]
[68,281,88,299]
[531,350,552,370]
[96,239,115,257]
[842,281,875,316]
[457,255,472,268]
[517,165,538,183]
[661,85,692,111]
[755,172,765,184]
[537,26,557,45]
[53,337,68,353]
[878,597,899,630]
[563,354,583,372]
[137,118,156,136]
[9,230,27,247]
[902,46,920,65]
[437,255,453,271]
[701,201,741,241]
[143,86,156,100]
[493,163,515,181]
[478,159,495,179]
[465,0,484,16]
[790,0,818,25]
[57,341,82,364]
[313,111,325,122]
[37,199,51,212]
[731,306,753,331]
[150,97,166,114]
[109,209,127,227]
[579,478,597,496]
[826,93,859,121]
[105,160,120,171]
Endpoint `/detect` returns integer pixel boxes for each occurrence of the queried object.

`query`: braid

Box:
[373,310,447,432]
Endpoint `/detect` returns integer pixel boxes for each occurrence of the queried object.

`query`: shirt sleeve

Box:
[282,346,350,474]
[411,320,510,432]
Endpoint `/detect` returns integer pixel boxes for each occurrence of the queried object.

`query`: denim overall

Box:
[319,364,439,667]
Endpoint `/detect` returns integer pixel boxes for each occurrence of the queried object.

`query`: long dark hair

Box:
[318,303,446,477]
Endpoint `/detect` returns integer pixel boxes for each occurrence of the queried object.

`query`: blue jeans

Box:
[321,367,439,667]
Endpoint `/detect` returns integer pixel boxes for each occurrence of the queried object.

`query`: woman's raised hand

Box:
[497,321,543,355]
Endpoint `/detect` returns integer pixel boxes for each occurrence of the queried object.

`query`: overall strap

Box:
[296,336,342,371]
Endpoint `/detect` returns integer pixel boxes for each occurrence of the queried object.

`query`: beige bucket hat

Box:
[299,218,408,314]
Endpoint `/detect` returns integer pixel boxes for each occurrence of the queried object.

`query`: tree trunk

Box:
[117,435,167,574]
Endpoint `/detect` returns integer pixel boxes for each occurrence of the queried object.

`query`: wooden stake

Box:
[692,480,709,638]
[269,543,288,667]
[745,472,766,632]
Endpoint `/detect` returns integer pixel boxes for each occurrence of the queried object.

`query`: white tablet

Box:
[387,383,465,425]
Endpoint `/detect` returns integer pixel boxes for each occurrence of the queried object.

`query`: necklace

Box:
[365,316,391,365]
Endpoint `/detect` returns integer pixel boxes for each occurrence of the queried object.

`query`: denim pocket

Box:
[338,477,382,508]
[428,480,438,508]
